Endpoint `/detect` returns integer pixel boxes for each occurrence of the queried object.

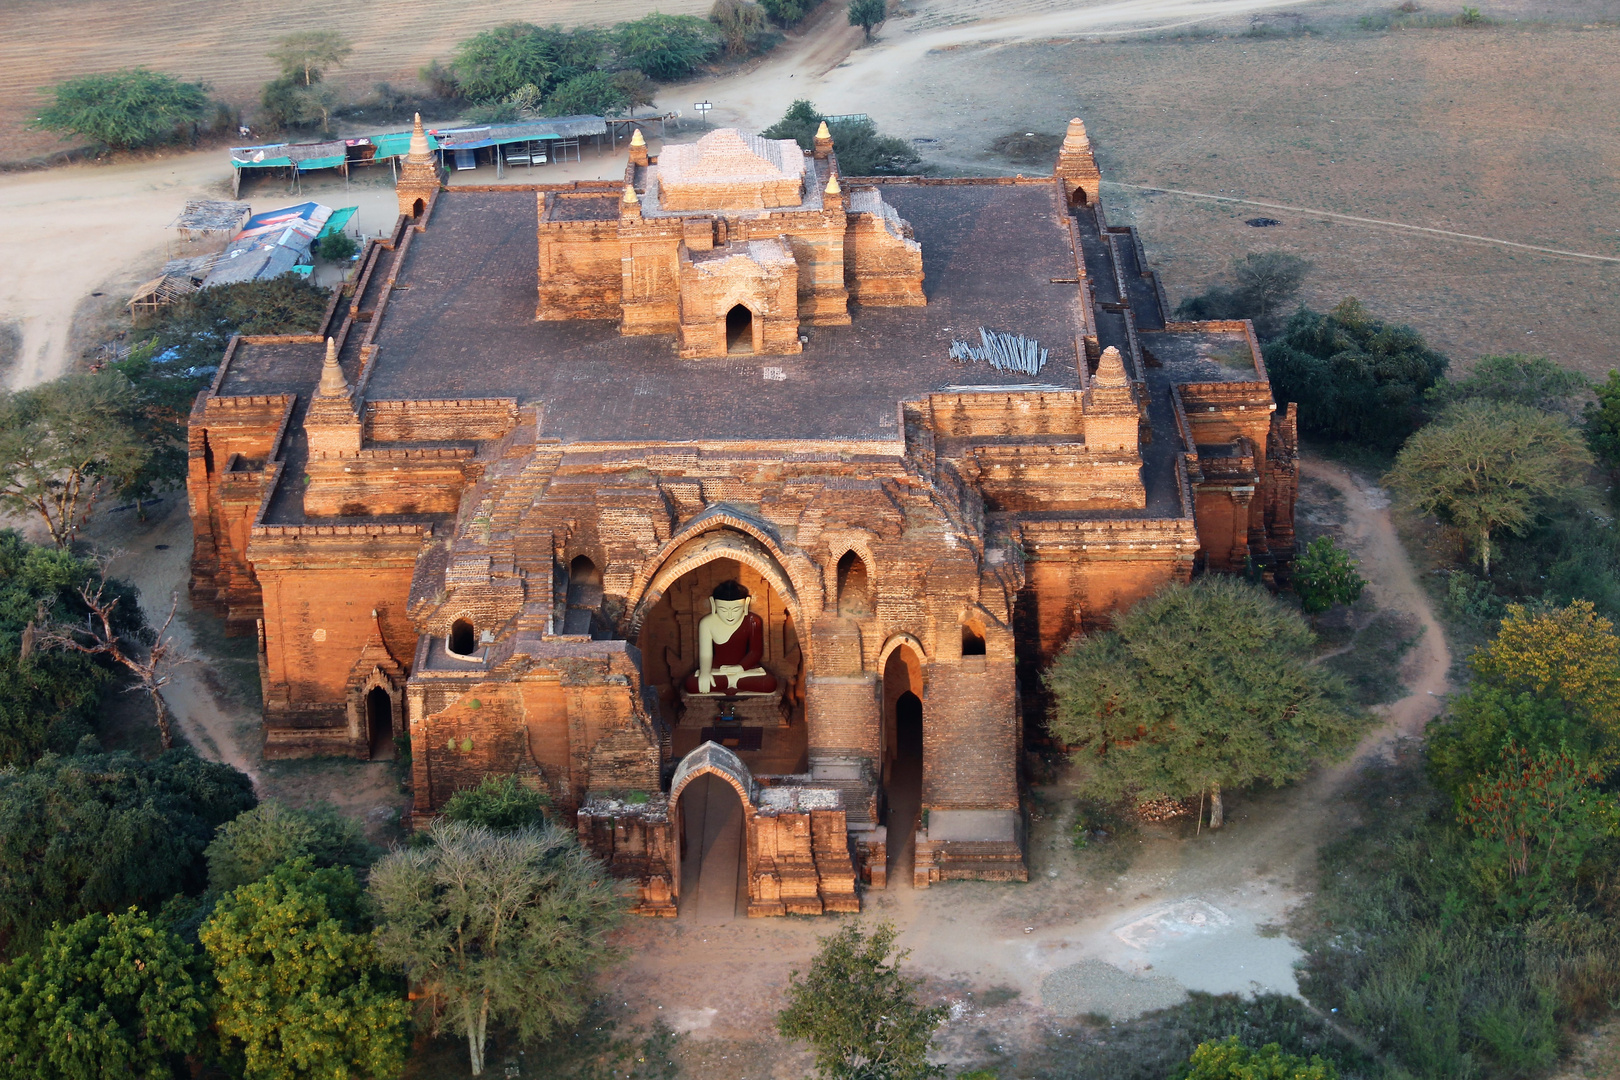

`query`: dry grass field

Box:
[872,13,1620,374]
[0,0,710,161]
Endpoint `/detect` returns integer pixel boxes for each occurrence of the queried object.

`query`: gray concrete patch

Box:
[1039,958,1187,1021]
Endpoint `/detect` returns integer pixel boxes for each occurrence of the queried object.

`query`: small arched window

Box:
[835,550,872,617]
[961,624,986,656]
[569,555,602,586]
[448,618,476,656]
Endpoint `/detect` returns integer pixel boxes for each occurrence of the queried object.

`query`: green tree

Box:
[759,0,825,27]
[1263,298,1449,449]
[268,30,353,87]
[205,800,377,893]
[1458,743,1619,917]
[369,820,623,1076]
[259,78,340,132]
[1384,402,1592,576]
[0,531,140,766]
[1427,686,1594,803]
[546,70,631,117]
[202,861,407,1080]
[1470,599,1620,745]
[1045,577,1362,827]
[761,99,920,175]
[31,69,211,150]
[1178,1036,1339,1080]
[1290,536,1366,615]
[1584,368,1620,473]
[1428,353,1588,416]
[0,750,255,950]
[441,774,551,831]
[776,922,945,1080]
[148,275,331,373]
[451,23,602,103]
[710,0,772,56]
[312,231,357,262]
[0,371,151,548]
[1174,253,1312,339]
[614,14,721,82]
[0,908,206,1079]
[849,0,888,39]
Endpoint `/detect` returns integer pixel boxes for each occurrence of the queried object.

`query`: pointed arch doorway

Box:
[881,642,925,887]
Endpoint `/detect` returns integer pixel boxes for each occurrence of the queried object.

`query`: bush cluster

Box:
[761,99,921,175]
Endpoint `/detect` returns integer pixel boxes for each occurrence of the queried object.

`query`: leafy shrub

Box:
[1175,1036,1338,1079]
[205,799,377,893]
[1174,252,1311,339]
[1264,298,1449,449]
[547,70,632,117]
[32,69,212,149]
[441,773,551,831]
[1291,536,1366,614]
[1585,368,1620,472]
[314,231,357,262]
[1428,353,1588,417]
[614,14,721,81]
[1427,686,1592,804]
[759,0,826,26]
[451,23,602,103]
[761,99,921,175]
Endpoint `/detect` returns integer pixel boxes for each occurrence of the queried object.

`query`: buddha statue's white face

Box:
[711,596,749,626]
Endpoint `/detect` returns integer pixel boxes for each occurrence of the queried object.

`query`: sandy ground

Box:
[602,455,1452,1078]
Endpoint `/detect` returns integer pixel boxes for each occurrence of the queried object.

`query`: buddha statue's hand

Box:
[715,664,747,679]
[697,671,715,694]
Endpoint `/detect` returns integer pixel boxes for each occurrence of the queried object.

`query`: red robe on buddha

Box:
[683,612,778,696]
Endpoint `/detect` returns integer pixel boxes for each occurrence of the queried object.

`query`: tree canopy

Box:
[1263,298,1449,449]
[0,532,140,767]
[0,750,255,950]
[0,370,150,548]
[711,0,774,56]
[761,100,920,175]
[1045,577,1362,821]
[759,0,825,26]
[613,14,721,81]
[450,23,607,103]
[205,800,377,894]
[1174,252,1311,339]
[1290,536,1366,615]
[267,30,353,87]
[1384,401,1592,576]
[1470,600,1620,743]
[201,861,407,1080]
[369,820,622,1076]
[1584,368,1620,473]
[0,908,206,1080]
[441,774,551,831]
[776,921,945,1080]
[1428,353,1589,417]
[849,0,889,39]
[32,69,211,150]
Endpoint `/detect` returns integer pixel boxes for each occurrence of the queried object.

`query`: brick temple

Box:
[188,115,1297,916]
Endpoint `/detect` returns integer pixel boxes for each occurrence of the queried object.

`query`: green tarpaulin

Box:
[297,154,346,172]
[370,131,439,160]
[317,207,358,238]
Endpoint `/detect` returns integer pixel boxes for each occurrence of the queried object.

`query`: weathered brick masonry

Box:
[187,116,1296,914]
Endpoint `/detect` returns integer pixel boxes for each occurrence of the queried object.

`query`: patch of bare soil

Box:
[600,454,1451,1078]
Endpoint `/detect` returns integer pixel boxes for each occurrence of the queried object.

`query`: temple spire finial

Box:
[813,120,834,159]
[408,113,432,161]
[318,337,350,398]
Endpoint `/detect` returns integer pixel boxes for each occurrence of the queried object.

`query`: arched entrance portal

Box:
[678,773,748,922]
[882,643,925,887]
[726,304,754,354]
[366,686,394,760]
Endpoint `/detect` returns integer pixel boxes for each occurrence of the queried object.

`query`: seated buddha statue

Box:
[683,580,778,697]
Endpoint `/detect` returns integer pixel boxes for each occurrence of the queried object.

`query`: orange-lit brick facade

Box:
[188,118,1296,914]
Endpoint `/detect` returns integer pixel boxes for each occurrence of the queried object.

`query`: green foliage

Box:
[759,0,826,27]
[1264,298,1449,450]
[259,77,340,132]
[1290,536,1366,614]
[1385,401,1593,576]
[523,1010,681,1080]
[451,23,607,103]
[776,922,946,1080]
[202,860,407,1080]
[147,275,331,373]
[0,370,151,548]
[369,820,623,1076]
[267,30,352,87]
[1458,743,1618,918]
[849,0,889,38]
[547,70,631,117]
[1427,687,1593,804]
[205,799,377,893]
[1428,353,1589,416]
[0,531,140,766]
[419,59,461,98]
[614,14,721,81]
[313,230,357,262]
[1175,1036,1338,1080]
[31,69,211,150]
[0,908,206,1080]
[761,99,921,175]
[1173,252,1312,339]
[0,750,255,951]
[1044,577,1363,803]
[710,0,776,56]
[441,774,551,832]
[1584,368,1620,471]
